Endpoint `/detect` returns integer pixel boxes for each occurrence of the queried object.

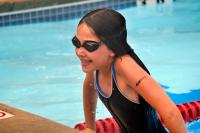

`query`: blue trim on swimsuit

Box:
[111,62,117,81]
[95,62,117,98]
[95,70,110,98]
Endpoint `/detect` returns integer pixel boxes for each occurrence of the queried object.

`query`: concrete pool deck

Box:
[0,103,77,133]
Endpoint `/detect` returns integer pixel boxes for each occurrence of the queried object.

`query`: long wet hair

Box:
[78,8,150,74]
[78,8,166,132]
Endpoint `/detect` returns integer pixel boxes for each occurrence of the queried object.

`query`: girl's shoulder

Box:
[114,54,137,71]
[114,55,147,79]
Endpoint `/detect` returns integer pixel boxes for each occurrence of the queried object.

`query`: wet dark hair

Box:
[78,8,150,74]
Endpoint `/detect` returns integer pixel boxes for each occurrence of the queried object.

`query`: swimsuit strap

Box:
[111,61,117,81]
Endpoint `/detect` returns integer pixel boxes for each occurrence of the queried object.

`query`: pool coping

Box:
[0,0,137,27]
[0,103,76,133]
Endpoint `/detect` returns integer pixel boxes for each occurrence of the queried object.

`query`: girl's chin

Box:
[81,66,96,73]
[82,67,93,73]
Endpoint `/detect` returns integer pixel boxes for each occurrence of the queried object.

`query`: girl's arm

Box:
[116,55,188,133]
[79,72,97,133]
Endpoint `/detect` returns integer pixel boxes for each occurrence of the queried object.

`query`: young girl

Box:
[72,8,187,133]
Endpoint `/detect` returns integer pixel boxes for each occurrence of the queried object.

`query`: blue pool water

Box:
[0,0,200,132]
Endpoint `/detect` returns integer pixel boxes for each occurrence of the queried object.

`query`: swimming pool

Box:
[0,0,200,132]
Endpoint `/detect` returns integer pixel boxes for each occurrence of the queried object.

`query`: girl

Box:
[72,8,187,133]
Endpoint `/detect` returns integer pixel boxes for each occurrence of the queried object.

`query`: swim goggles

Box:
[72,36,102,52]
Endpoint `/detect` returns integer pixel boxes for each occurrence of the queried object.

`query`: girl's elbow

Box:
[165,107,183,122]
[162,108,187,132]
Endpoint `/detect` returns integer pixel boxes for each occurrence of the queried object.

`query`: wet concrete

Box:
[0,103,77,133]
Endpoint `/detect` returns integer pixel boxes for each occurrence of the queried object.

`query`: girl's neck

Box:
[98,60,113,76]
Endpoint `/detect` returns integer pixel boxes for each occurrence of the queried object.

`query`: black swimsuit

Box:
[95,62,167,133]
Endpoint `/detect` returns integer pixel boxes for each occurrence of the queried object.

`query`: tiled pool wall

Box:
[0,0,137,27]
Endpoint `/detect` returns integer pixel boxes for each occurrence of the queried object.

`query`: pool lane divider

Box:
[75,100,200,133]
[0,103,77,133]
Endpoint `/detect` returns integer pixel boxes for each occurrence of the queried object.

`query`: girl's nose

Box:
[76,47,86,56]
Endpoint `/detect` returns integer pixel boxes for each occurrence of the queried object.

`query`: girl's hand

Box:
[77,128,95,133]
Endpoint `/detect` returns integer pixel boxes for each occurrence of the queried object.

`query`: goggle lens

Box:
[72,36,101,52]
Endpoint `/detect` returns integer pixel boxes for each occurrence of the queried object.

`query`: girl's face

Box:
[74,23,114,73]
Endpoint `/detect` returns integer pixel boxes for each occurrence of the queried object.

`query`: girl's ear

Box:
[110,51,115,57]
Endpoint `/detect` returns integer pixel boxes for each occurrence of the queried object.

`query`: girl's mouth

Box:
[80,59,92,67]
